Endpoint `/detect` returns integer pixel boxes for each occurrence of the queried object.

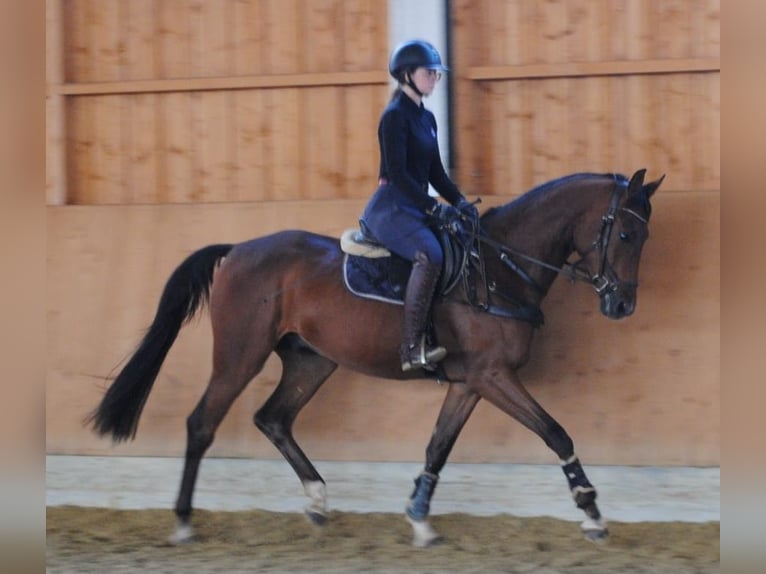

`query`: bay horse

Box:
[89,168,664,547]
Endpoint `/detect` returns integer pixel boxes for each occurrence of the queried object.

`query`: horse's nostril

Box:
[616,301,627,315]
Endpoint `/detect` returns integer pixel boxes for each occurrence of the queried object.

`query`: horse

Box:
[89,168,664,547]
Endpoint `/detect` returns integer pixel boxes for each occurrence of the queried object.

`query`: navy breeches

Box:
[361,185,444,267]
[363,211,443,267]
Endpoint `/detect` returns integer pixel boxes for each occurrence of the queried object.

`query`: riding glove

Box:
[429,203,461,224]
[456,198,479,220]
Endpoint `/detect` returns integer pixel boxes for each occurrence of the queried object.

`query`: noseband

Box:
[567,176,647,295]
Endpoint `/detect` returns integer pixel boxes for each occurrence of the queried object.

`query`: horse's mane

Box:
[483,172,629,219]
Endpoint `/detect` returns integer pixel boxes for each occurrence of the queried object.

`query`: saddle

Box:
[340,217,545,327]
[340,220,466,305]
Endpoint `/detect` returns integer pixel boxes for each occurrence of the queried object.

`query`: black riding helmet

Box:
[389,40,448,95]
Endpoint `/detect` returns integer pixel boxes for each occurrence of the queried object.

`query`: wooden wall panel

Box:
[344,85,389,195]
[231,0,266,75]
[343,1,387,71]
[160,92,195,203]
[267,0,300,73]
[270,88,303,198]
[194,91,233,201]
[454,72,719,197]
[125,94,160,203]
[157,0,194,78]
[125,0,158,80]
[452,0,720,195]
[46,192,719,466]
[232,90,268,200]
[52,0,389,205]
[305,87,341,199]
[304,0,342,73]
[190,0,232,78]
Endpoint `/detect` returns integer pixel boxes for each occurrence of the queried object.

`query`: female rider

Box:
[360,39,477,372]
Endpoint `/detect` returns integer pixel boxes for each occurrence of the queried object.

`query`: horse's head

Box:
[572,169,665,319]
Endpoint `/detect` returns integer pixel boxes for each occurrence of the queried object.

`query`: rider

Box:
[360,39,478,372]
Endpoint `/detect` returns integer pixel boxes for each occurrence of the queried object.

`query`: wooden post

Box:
[46,0,67,205]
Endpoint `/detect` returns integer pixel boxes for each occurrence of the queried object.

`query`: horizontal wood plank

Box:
[54,71,390,96]
[465,58,720,81]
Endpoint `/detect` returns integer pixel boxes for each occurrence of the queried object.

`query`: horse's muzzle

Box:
[600,287,637,319]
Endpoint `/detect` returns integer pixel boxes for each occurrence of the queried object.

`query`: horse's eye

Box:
[619,231,631,242]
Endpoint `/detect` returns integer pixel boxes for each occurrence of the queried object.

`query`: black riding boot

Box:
[400,251,447,371]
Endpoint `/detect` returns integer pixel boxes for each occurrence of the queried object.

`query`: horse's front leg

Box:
[407,382,480,547]
[473,367,608,541]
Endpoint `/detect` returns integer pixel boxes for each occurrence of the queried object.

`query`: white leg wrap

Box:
[168,520,194,545]
[302,480,327,515]
[407,516,442,548]
[580,515,607,533]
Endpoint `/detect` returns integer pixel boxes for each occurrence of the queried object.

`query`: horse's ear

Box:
[642,173,665,198]
[627,168,647,195]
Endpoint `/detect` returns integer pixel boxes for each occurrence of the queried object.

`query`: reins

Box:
[454,175,645,318]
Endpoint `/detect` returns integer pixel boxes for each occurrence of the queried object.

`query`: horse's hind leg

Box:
[254,334,338,525]
[472,367,608,541]
[170,355,268,544]
[171,294,277,546]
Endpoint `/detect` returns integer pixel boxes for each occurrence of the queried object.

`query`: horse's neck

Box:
[483,179,607,296]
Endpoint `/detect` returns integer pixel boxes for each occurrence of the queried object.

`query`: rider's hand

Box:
[456,198,479,220]
[431,203,460,223]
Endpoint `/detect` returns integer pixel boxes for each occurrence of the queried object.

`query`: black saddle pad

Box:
[343,253,411,305]
[343,230,465,305]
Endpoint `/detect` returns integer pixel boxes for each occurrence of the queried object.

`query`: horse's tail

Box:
[87,243,234,442]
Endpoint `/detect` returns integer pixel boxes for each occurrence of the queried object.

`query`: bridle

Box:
[463,175,648,301]
[565,175,648,295]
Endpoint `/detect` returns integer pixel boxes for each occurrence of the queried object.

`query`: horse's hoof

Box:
[305,509,328,526]
[581,516,608,542]
[407,516,443,548]
[582,527,609,542]
[416,533,444,548]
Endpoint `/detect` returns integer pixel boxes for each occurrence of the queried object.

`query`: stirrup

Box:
[401,337,447,372]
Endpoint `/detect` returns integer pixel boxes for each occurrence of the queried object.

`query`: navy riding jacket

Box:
[361,91,463,262]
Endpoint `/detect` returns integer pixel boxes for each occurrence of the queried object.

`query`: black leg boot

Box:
[400,251,447,371]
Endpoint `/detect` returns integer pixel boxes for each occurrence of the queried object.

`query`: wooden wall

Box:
[47,0,389,205]
[451,0,720,195]
[45,1,719,466]
[48,1,721,204]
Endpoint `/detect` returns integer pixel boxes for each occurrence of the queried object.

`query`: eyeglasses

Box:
[423,69,442,81]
